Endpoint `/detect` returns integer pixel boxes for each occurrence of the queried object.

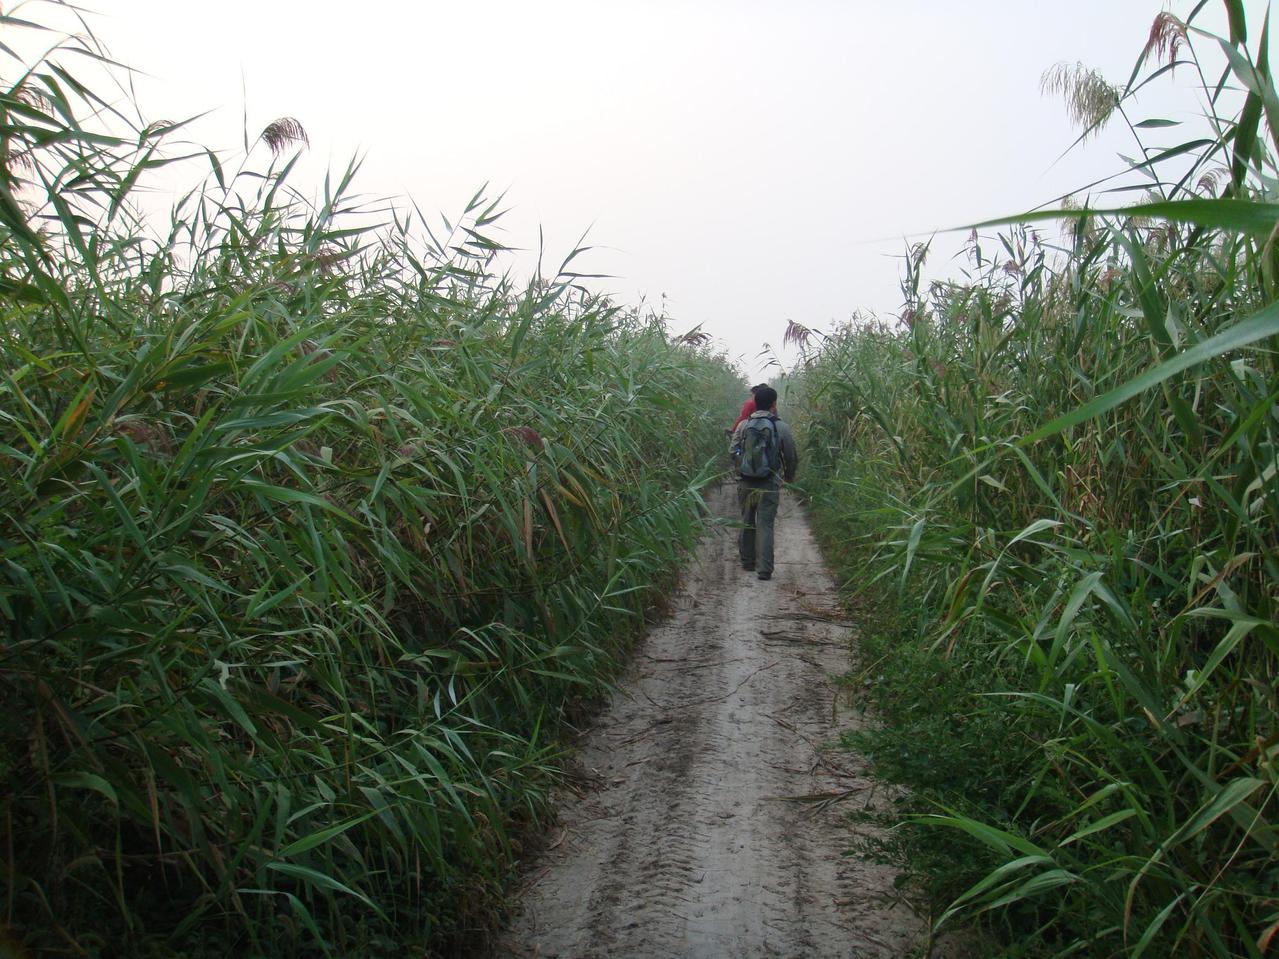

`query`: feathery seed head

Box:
[261,117,309,156]
[505,426,544,451]
[1145,13,1187,66]
[783,319,813,350]
[1041,62,1120,137]
[676,325,712,347]
[1196,167,1227,197]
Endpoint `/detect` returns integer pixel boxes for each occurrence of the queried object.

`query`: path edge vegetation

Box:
[790,4,1277,957]
[0,6,743,956]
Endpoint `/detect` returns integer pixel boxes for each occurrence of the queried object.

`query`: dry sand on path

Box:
[495,485,930,958]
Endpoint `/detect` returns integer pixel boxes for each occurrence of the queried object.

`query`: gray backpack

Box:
[738,416,779,480]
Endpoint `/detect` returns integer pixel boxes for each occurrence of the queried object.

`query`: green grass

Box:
[791,5,1279,956]
[0,8,743,956]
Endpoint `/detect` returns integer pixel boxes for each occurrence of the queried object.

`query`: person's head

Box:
[750,383,768,395]
[754,386,778,411]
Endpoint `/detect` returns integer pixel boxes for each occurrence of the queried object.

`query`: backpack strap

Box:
[761,415,781,475]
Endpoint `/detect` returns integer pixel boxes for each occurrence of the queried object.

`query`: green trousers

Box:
[738,483,780,575]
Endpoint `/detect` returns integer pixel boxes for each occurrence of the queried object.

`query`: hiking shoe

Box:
[756,572,772,581]
[742,562,756,571]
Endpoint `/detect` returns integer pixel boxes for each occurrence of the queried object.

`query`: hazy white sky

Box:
[60,2,1238,371]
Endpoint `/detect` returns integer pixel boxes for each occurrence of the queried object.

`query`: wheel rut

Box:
[495,485,928,958]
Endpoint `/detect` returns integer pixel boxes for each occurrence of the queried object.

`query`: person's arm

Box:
[728,421,745,461]
[779,422,799,483]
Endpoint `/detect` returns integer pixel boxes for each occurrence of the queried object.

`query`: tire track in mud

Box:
[495,486,928,958]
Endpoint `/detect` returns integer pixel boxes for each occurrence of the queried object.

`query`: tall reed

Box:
[792,3,1278,955]
[0,8,742,955]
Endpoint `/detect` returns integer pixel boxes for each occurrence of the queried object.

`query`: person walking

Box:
[730,383,769,432]
[728,385,798,581]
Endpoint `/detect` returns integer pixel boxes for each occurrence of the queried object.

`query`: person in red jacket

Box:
[731,384,768,432]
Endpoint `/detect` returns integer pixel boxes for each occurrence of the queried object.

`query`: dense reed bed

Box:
[792,5,1278,956]
[0,10,741,956]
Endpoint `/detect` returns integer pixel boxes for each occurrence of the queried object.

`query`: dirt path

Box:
[495,486,928,958]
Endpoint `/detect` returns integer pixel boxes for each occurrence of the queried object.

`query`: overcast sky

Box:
[71,1,1237,372]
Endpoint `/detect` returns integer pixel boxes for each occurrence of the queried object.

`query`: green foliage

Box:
[793,7,1279,956]
[0,9,743,956]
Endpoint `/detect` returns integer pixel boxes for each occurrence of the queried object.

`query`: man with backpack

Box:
[728,385,798,581]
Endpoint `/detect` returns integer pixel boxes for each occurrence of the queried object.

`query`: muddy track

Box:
[495,485,928,958]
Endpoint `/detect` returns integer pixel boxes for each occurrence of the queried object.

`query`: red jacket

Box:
[732,397,756,431]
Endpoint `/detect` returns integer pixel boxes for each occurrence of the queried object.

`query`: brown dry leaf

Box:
[540,489,570,551]
[523,497,534,567]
